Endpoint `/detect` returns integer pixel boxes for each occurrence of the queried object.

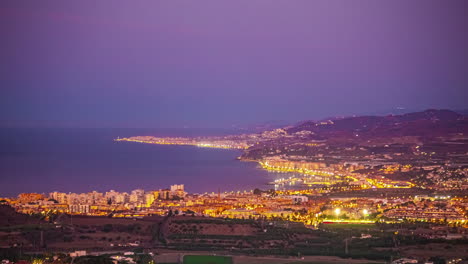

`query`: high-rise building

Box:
[49,192,68,204]
[170,184,184,192]
[105,190,119,203]
[130,189,145,203]
[170,184,186,199]
[145,193,155,207]
[115,193,128,204]
[160,189,171,200]
[152,190,160,200]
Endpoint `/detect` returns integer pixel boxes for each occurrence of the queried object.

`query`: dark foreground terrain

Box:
[1,205,466,263]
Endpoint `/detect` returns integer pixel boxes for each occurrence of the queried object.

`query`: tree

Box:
[75,256,113,264]
[135,254,153,264]
[101,224,113,233]
[428,256,446,264]
[253,188,263,196]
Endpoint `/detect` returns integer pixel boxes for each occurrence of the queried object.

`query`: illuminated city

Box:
[1,1,467,263]
[2,109,468,263]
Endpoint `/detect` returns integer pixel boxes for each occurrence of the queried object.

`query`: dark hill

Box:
[286,109,468,141]
[0,205,40,226]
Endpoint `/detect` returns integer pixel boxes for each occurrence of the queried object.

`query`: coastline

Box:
[115,137,416,192]
[114,137,249,150]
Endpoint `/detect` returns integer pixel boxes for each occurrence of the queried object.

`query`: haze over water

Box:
[0,128,275,197]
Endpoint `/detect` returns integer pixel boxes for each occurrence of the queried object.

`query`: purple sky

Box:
[1,0,467,128]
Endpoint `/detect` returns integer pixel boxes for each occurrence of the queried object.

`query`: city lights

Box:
[335,208,341,216]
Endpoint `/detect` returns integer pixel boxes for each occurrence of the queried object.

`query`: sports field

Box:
[183,255,233,264]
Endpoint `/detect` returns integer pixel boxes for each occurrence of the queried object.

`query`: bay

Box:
[0,127,274,197]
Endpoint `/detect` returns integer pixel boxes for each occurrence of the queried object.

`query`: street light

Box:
[363,209,368,215]
[334,208,341,216]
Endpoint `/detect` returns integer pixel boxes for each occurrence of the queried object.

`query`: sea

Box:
[0,127,281,197]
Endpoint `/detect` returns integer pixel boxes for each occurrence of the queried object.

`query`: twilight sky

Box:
[1,0,467,128]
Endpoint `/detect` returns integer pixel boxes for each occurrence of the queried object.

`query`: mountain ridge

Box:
[284,109,467,141]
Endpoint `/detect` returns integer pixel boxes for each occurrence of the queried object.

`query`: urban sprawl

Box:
[1,110,468,263]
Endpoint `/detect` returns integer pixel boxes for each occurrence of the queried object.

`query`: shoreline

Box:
[114,136,416,192]
[114,137,249,150]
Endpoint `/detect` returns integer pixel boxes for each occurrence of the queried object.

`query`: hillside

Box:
[0,205,37,226]
[241,109,468,163]
[286,109,468,141]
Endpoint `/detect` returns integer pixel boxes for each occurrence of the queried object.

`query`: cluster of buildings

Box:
[381,197,467,223]
[261,157,416,193]
[115,136,250,149]
[3,183,466,228]
[6,185,186,215]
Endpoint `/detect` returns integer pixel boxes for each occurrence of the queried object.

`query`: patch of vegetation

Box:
[74,255,113,264]
[101,224,113,233]
[183,255,233,264]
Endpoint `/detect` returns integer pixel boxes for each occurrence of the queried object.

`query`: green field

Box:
[183,255,233,264]
[321,223,376,229]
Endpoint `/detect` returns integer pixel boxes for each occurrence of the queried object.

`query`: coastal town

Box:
[3,0,468,262]
[3,182,467,227]
[1,110,467,263]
